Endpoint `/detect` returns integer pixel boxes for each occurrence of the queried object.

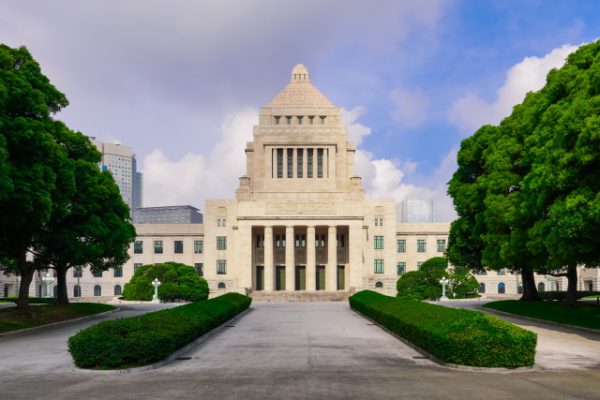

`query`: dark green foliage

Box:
[485,300,600,330]
[537,291,600,301]
[69,293,251,369]
[3,296,56,304]
[122,262,209,302]
[396,271,438,300]
[350,290,536,368]
[449,265,479,299]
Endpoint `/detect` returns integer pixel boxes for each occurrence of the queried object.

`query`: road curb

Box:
[0,308,120,339]
[351,308,536,374]
[73,307,253,374]
[479,306,600,335]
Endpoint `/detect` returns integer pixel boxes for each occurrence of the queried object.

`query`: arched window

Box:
[375,281,383,289]
[537,282,545,292]
[73,285,81,298]
[114,285,122,296]
[478,282,486,293]
[218,282,226,289]
[498,282,505,294]
[517,284,523,294]
[94,285,102,297]
[53,286,58,298]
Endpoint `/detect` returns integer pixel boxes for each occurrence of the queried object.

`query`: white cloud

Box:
[342,107,371,146]
[389,88,430,128]
[142,108,258,209]
[450,43,580,132]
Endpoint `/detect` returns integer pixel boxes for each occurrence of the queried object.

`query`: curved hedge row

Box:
[69,293,251,369]
[349,290,536,368]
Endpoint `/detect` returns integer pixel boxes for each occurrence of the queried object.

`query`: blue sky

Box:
[1,1,599,219]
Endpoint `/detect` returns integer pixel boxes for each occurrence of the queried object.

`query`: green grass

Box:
[484,300,600,330]
[582,295,600,300]
[0,303,115,333]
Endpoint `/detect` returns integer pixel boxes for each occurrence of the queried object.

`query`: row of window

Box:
[273,115,326,125]
[274,148,325,179]
[257,234,346,248]
[72,284,122,297]
[73,266,123,278]
[134,240,204,254]
[396,239,446,253]
[372,261,425,275]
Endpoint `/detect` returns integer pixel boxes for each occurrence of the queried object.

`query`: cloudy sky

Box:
[2,1,599,220]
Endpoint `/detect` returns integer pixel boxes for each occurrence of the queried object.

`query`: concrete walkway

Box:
[440,299,600,370]
[1,301,599,400]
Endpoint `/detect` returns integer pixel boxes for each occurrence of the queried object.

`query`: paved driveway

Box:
[0,301,599,400]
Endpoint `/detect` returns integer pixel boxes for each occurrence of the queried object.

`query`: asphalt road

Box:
[0,302,599,400]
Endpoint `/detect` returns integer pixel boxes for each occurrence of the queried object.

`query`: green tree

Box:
[448,265,478,299]
[0,44,70,311]
[396,271,437,300]
[123,262,209,302]
[523,41,600,306]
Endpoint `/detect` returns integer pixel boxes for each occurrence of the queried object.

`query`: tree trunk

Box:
[16,252,34,312]
[566,264,578,307]
[55,266,69,305]
[520,268,541,301]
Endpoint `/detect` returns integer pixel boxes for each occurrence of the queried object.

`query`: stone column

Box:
[285,225,295,291]
[264,225,274,292]
[307,225,316,291]
[327,225,337,291]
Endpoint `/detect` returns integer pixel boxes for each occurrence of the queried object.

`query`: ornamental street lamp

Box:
[42,272,54,298]
[439,277,449,301]
[152,278,161,304]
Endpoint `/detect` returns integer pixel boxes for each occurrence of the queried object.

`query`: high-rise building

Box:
[92,139,143,213]
[134,205,203,224]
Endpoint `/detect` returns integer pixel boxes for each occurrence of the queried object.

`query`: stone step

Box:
[249,291,352,302]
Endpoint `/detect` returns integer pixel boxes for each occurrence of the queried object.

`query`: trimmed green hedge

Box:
[538,291,600,301]
[3,297,56,304]
[349,290,536,368]
[69,293,251,369]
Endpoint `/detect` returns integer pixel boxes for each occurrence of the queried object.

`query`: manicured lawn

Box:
[0,303,115,333]
[484,300,600,330]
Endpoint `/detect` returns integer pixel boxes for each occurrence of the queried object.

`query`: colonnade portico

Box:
[252,223,347,292]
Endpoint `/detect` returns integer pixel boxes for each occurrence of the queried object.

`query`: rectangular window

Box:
[315,234,326,247]
[285,116,291,125]
[297,149,303,178]
[194,263,204,276]
[154,240,163,254]
[174,240,184,254]
[134,240,143,254]
[217,218,222,227]
[217,260,227,275]
[397,239,406,253]
[194,240,203,254]
[297,116,303,125]
[307,149,313,178]
[437,239,446,252]
[374,236,384,249]
[379,218,383,226]
[287,148,293,178]
[374,259,384,274]
[337,234,345,248]
[256,235,264,248]
[417,239,426,253]
[498,268,506,275]
[114,266,123,278]
[274,116,280,125]
[397,262,406,275]
[317,148,323,178]
[276,234,286,248]
[92,270,103,278]
[417,261,423,269]
[134,263,143,273]
[320,116,326,124]
[217,236,227,250]
[309,116,314,125]
[277,148,283,178]
[374,218,378,227]
[295,234,306,248]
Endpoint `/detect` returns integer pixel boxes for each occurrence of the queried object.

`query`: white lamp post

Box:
[42,272,54,298]
[439,277,449,301]
[152,278,161,304]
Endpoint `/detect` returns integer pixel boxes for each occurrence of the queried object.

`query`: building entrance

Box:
[275,266,286,291]
[256,266,264,291]
[295,266,306,290]
[337,265,345,290]
[316,266,325,291]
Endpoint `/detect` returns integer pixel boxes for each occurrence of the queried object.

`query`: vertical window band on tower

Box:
[307,149,313,178]
[287,148,293,178]
[277,148,283,178]
[317,148,323,178]
[297,148,303,178]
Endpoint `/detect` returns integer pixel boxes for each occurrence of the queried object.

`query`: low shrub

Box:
[69,293,251,369]
[3,297,56,304]
[538,291,600,301]
[350,290,536,368]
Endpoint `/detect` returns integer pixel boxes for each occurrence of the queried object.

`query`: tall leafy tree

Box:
[0,44,70,311]
[524,40,600,305]
[34,130,135,304]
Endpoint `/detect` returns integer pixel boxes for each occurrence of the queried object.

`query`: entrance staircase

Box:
[248,289,354,302]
